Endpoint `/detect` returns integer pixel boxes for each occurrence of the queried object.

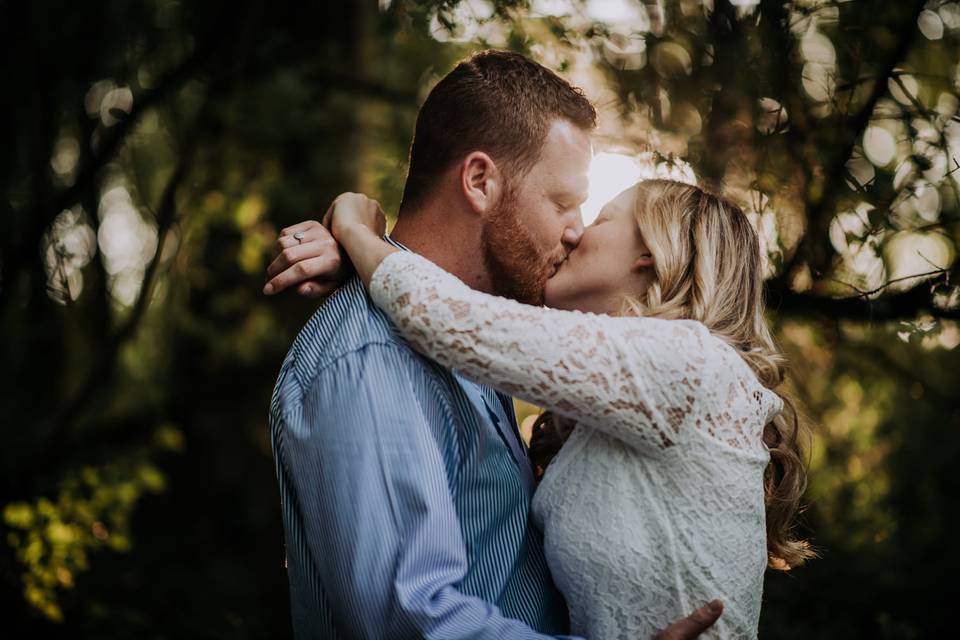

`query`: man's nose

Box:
[561,218,584,249]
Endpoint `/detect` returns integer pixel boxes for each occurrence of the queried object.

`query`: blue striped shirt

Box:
[269,241,574,639]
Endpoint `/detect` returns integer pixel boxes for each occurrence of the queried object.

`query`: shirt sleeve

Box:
[273,342,577,639]
[369,251,768,456]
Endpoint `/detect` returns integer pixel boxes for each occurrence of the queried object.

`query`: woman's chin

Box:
[543,277,574,310]
[544,279,611,314]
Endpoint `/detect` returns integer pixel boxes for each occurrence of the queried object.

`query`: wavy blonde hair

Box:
[530,179,814,570]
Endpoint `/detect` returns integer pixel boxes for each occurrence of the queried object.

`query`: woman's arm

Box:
[261,192,396,298]
[368,252,729,457]
[325,192,400,285]
[326,193,776,457]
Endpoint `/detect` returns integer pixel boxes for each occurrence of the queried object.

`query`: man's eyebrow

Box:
[554,187,588,200]
[551,188,589,206]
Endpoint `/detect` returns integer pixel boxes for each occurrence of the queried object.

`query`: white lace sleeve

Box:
[370,251,779,456]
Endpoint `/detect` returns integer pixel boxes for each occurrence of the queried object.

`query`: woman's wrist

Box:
[334,220,380,247]
[335,222,397,286]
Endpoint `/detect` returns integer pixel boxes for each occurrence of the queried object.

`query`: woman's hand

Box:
[323,192,387,244]
[262,193,386,298]
[263,220,350,298]
[322,192,398,287]
[263,192,394,296]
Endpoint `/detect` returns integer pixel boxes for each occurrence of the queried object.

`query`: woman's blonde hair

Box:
[531,178,814,570]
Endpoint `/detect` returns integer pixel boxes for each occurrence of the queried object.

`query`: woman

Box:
[324,179,812,639]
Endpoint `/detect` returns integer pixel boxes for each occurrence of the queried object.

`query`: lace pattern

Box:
[369,251,783,638]
[371,252,780,457]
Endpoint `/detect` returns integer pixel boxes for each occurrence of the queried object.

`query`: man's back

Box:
[269,274,568,638]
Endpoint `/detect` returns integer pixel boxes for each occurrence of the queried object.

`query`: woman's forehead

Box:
[605,185,639,214]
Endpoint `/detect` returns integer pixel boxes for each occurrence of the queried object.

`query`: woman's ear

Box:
[632,253,654,271]
[461,152,501,214]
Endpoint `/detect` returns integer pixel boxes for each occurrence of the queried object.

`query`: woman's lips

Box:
[548,255,569,278]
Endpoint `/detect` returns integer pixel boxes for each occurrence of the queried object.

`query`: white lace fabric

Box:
[370,251,783,639]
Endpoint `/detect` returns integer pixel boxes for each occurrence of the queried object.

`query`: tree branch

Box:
[783,0,929,279]
[45,99,207,447]
[830,267,950,300]
[767,270,960,321]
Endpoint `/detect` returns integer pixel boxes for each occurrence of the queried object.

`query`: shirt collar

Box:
[384,234,410,252]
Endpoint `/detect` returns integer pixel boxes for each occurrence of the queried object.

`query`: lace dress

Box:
[369,252,783,639]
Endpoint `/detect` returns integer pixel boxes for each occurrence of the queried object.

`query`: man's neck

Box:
[389,204,495,295]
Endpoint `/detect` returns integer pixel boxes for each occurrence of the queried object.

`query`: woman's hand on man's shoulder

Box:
[263,219,350,298]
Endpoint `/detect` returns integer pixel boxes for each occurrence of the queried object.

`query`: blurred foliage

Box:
[1,0,958,637]
[3,426,181,622]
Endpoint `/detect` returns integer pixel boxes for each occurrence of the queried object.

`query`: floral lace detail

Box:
[371,252,780,458]
[369,251,783,638]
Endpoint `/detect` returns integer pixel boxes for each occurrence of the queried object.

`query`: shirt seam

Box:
[282,339,421,424]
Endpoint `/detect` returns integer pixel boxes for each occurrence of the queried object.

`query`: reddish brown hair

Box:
[400,49,596,213]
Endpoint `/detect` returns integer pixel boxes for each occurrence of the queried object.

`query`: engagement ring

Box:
[294,231,306,244]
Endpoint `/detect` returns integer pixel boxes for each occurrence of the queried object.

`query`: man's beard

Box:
[480,187,560,305]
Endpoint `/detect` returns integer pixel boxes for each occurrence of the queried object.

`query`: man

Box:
[265,50,721,639]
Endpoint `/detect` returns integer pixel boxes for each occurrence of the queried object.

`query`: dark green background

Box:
[2,1,958,637]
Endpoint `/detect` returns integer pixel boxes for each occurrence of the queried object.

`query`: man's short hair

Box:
[400,50,597,213]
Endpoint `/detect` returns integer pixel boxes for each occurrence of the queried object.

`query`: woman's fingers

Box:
[264,221,348,296]
[296,280,339,299]
[266,236,338,280]
[327,193,386,241]
[278,219,323,239]
[273,222,333,259]
[265,206,373,296]
[263,253,344,296]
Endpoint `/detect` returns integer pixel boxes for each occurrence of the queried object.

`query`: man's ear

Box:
[633,253,654,271]
[460,151,501,214]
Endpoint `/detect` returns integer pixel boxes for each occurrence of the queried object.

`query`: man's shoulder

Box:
[299,276,414,358]
[269,277,460,429]
[275,277,432,395]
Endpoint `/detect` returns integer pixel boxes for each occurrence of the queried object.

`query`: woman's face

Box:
[542,185,654,314]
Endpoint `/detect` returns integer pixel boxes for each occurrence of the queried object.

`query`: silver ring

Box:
[293,231,306,244]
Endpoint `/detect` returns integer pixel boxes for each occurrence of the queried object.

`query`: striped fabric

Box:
[268,240,575,639]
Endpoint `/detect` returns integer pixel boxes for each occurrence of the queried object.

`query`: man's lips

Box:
[548,255,569,278]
